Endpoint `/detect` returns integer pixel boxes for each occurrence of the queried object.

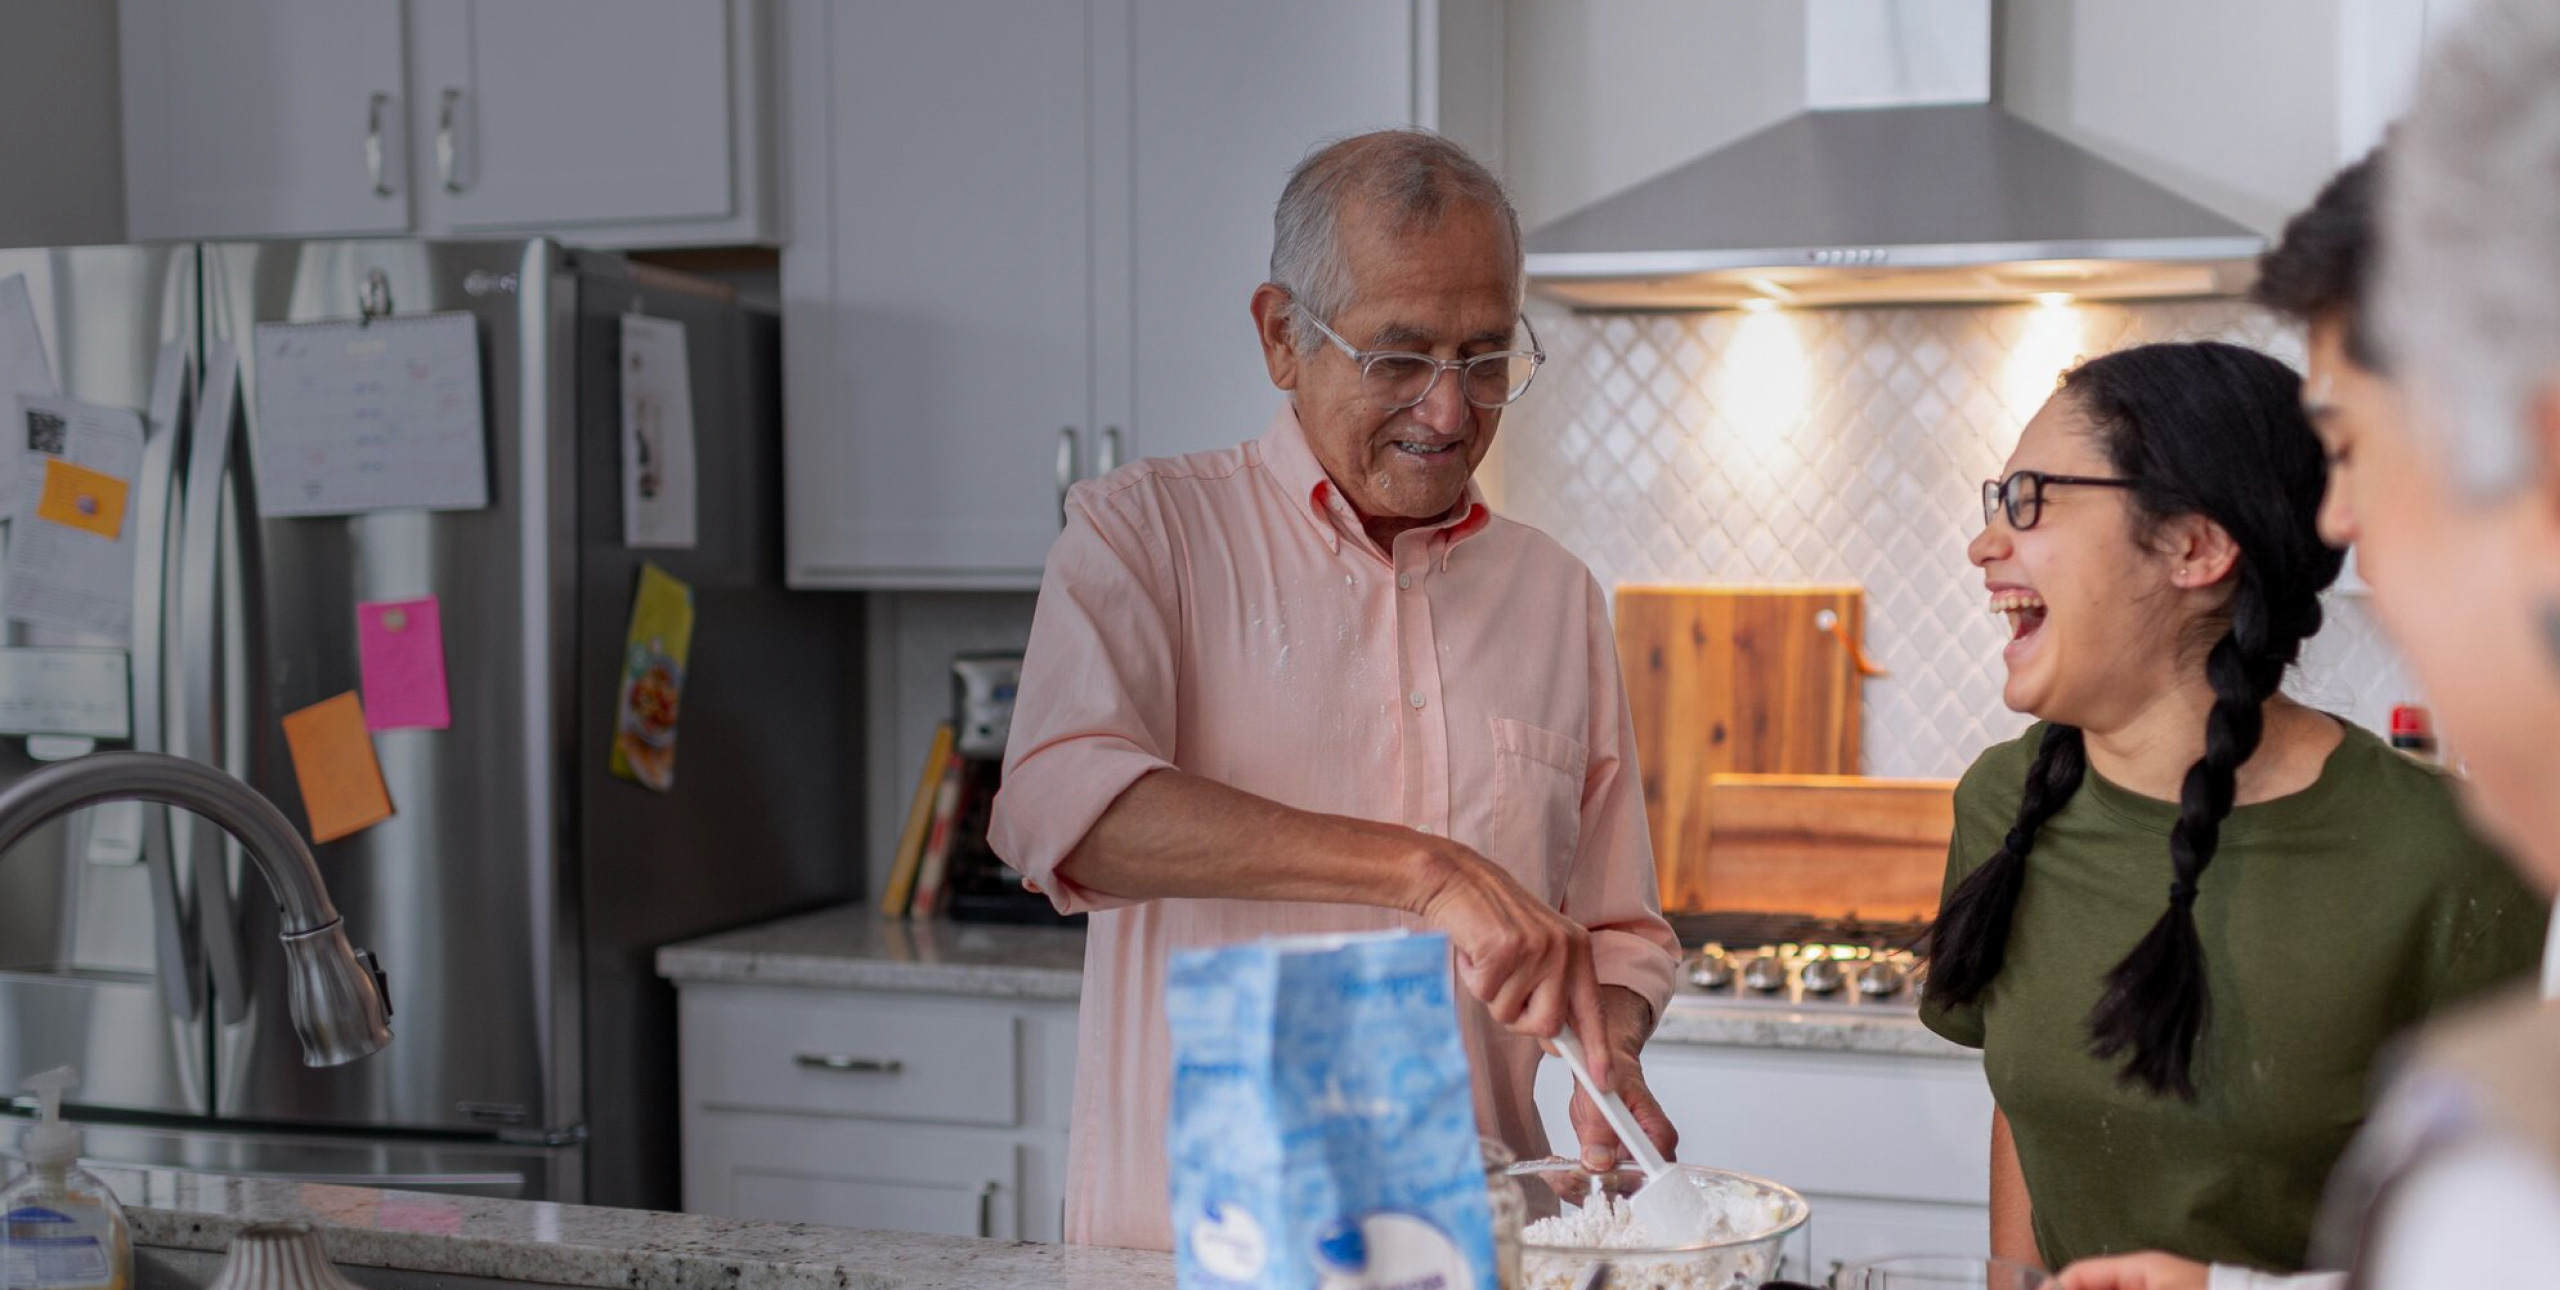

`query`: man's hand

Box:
[1563,985,1674,1169]
[1408,836,1611,1082]
[2052,1253,2210,1290]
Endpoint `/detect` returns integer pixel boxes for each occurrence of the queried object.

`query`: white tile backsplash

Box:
[1499,297,2419,778]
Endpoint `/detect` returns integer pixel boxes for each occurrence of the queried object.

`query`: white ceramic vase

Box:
[206,1224,363,1290]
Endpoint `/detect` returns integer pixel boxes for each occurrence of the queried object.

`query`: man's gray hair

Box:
[1269,129,1523,353]
[2380,0,2560,495]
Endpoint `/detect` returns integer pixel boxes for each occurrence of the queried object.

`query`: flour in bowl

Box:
[1517,1174,1800,1290]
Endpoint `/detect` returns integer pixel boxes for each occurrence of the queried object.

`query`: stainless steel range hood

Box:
[1525,3,2265,310]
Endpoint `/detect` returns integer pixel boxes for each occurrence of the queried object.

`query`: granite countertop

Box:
[656,904,1973,1058]
[1654,996,1975,1058]
[655,904,1085,1001]
[111,1165,1170,1290]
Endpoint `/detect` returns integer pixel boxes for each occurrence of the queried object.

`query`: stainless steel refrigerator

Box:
[0,239,859,1208]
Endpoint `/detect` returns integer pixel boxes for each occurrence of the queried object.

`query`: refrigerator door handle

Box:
[181,343,252,1024]
[133,338,205,1023]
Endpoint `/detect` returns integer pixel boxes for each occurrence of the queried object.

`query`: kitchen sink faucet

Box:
[0,751,392,1066]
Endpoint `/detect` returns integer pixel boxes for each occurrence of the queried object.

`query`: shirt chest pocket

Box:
[1489,717,1588,905]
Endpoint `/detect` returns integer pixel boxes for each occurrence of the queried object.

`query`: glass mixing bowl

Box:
[1504,1158,1810,1290]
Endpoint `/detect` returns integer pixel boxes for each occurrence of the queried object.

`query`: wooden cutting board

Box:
[1701,774,1956,920]
[1613,585,1868,911]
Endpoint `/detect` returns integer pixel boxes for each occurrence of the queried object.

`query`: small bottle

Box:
[2389,703,2439,764]
[1,1069,131,1290]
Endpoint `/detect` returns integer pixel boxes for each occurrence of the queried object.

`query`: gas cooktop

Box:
[1665,911,1932,1012]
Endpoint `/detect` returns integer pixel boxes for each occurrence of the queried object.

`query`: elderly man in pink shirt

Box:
[989,129,1683,1251]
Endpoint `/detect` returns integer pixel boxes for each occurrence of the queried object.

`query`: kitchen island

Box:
[112,1164,1171,1290]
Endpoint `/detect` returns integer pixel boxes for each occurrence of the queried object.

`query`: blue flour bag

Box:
[1167,930,1496,1290]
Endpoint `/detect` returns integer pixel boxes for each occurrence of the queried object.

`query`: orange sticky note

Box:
[281,692,395,843]
[34,458,129,540]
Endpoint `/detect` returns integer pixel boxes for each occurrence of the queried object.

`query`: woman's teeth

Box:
[1989,592,2048,641]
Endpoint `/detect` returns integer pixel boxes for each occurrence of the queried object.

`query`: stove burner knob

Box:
[1686,949,1736,990]
[1799,957,1846,996]
[1857,959,1910,997]
[1742,952,1789,993]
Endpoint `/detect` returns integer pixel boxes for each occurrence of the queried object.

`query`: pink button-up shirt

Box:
[990,406,1679,1252]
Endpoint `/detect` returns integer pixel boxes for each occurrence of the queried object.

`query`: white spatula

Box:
[1551,1024,1715,1246]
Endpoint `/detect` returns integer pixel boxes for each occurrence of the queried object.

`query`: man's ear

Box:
[1250,283,1302,394]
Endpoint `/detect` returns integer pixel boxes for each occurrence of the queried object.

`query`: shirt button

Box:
[1344,574,1355,587]
[1397,573,1413,590]
[1408,692,1426,709]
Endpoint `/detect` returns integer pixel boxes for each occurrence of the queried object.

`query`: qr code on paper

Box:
[25,408,65,456]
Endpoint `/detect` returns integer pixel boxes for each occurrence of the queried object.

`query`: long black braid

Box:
[1924,723,2088,1005]
[1924,341,2342,1100]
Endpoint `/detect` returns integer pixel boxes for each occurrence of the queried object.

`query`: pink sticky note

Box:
[357,596,452,731]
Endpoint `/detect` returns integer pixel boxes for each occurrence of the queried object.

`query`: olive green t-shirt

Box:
[1919,720,2545,1273]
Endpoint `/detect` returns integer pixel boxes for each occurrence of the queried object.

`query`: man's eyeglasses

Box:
[1295,308,1545,411]
[1981,470,2138,531]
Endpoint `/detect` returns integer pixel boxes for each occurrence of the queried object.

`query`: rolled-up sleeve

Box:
[989,479,1182,914]
[1565,574,1681,1020]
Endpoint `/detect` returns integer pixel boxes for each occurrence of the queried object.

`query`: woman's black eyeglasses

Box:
[1981,471,2138,531]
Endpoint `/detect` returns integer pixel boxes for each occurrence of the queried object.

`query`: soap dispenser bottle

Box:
[1,1068,131,1290]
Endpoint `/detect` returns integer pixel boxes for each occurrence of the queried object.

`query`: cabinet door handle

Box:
[437,88,467,193]
[794,1053,904,1074]
[1098,425,1123,476]
[977,1181,999,1239]
[366,92,395,197]
[1055,426,1080,526]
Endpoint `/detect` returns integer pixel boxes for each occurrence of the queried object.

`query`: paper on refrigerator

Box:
[2,395,144,642]
[0,648,129,738]
[251,312,490,516]
[0,273,60,502]
[620,314,698,549]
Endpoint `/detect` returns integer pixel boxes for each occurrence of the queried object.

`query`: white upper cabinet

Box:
[1119,1,1423,463]
[783,0,1501,588]
[119,0,774,247]
[785,0,1097,588]
[120,0,411,240]
[409,0,757,239]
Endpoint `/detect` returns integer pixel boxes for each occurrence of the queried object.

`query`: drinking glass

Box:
[1833,1254,2050,1289]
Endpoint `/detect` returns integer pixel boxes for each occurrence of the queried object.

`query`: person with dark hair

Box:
[1918,340,2543,1277]
[2246,149,2417,593]
[2251,149,2385,368]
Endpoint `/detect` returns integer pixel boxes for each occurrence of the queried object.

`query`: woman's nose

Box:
[1967,520,2008,568]
[2316,470,2359,548]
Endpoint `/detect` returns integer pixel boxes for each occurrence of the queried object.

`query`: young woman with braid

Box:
[1916,341,2544,1276]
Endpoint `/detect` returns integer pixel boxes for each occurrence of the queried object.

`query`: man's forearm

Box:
[1057,768,1444,914]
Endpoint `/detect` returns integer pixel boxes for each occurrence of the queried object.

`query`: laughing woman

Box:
[1917,341,2544,1274]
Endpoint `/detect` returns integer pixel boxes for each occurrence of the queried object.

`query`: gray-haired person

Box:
[989,129,1680,1250]
[2057,2,2560,1288]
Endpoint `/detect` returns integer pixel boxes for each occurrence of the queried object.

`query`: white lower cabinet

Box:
[1536,1033,1995,1285]
[677,984,1079,1243]
[680,982,1992,1270]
